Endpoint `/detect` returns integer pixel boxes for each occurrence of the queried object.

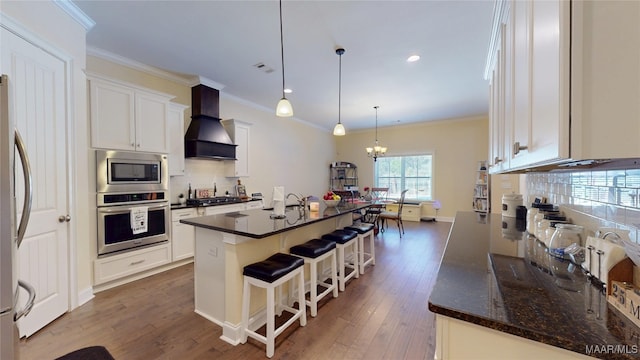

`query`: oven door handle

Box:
[98,203,169,213]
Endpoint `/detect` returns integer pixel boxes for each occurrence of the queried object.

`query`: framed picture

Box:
[236,184,247,197]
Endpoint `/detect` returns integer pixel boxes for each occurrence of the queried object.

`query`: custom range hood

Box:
[185,84,237,160]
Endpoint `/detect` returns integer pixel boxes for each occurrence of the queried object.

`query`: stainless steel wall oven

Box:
[96,150,169,256]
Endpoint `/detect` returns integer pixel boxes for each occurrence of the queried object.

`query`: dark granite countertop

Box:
[428,211,640,359]
[180,202,370,239]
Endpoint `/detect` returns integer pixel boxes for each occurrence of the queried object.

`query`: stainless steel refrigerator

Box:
[1,74,37,359]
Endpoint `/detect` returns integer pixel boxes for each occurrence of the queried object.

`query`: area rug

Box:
[55,346,115,360]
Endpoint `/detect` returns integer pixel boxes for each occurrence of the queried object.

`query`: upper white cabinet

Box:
[89,75,174,153]
[221,119,251,177]
[168,102,189,176]
[486,0,640,173]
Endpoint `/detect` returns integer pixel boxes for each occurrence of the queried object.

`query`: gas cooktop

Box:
[187,196,243,206]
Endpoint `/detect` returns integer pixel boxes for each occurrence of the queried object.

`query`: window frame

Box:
[373,154,433,202]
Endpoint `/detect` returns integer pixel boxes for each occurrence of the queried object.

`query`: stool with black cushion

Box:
[345,222,376,274]
[320,229,359,291]
[241,253,307,358]
[289,239,339,317]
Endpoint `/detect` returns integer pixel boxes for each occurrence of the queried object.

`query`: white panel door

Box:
[1,28,70,338]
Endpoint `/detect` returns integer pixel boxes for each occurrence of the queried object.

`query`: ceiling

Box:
[74,0,494,132]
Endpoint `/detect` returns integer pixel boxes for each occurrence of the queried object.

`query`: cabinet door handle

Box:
[513,142,528,155]
[494,157,503,164]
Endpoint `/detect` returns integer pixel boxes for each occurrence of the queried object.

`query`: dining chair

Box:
[363,187,389,226]
[379,189,409,237]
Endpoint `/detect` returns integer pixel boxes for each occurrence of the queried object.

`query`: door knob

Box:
[58,215,71,223]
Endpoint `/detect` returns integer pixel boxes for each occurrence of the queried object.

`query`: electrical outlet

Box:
[208,247,218,257]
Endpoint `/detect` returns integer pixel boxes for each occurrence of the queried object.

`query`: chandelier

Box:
[366,106,387,161]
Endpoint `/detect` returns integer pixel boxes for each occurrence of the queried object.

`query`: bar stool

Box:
[241,253,307,358]
[289,239,339,317]
[321,229,359,291]
[345,222,376,274]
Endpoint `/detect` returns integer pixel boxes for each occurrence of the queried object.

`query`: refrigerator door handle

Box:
[14,129,32,248]
[13,280,35,321]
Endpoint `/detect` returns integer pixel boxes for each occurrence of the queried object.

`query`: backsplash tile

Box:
[526,168,640,243]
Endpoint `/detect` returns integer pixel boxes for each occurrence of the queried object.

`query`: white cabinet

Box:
[434,315,591,360]
[402,205,421,222]
[89,75,174,153]
[384,203,420,222]
[221,119,251,177]
[486,0,640,173]
[171,208,197,261]
[168,103,189,176]
[93,243,172,286]
[510,0,570,169]
[205,203,245,216]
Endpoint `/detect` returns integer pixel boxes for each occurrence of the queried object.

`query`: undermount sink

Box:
[262,204,302,211]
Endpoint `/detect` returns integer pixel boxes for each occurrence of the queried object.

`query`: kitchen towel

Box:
[272,186,285,217]
[130,206,148,234]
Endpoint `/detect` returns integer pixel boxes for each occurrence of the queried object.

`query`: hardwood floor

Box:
[18,220,450,360]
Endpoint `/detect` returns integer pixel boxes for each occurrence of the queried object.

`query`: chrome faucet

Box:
[286,193,306,207]
[601,231,621,241]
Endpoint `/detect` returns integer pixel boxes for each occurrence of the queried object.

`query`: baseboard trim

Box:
[76,286,94,308]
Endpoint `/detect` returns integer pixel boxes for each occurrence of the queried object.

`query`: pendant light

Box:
[275,0,293,117]
[333,48,346,136]
[366,106,387,161]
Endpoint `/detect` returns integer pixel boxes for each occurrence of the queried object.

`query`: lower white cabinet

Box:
[434,315,590,359]
[94,243,172,286]
[385,203,421,222]
[171,208,197,261]
[94,201,265,288]
[205,203,245,216]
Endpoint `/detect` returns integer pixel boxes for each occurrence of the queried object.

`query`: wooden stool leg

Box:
[370,231,376,266]
[337,245,345,291]
[266,286,275,358]
[331,251,339,298]
[352,239,359,279]
[309,259,318,317]
[358,235,365,274]
[298,270,307,326]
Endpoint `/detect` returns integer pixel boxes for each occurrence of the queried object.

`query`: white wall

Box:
[335,116,489,219]
[170,94,337,205]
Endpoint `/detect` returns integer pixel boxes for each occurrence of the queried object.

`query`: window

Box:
[374,154,432,201]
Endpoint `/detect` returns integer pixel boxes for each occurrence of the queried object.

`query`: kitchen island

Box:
[428,212,639,359]
[180,202,370,345]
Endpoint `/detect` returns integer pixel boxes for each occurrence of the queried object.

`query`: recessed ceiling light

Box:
[407,55,420,62]
[284,88,292,94]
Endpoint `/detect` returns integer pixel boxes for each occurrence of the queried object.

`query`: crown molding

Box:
[190,76,225,90]
[54,0,95,31]
[87,46,198,85]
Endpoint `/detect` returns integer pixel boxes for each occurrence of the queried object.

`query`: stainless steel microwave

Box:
[96,150,168,194]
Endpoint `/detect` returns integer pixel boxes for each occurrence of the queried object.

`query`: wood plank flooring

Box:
[18,220,450,360]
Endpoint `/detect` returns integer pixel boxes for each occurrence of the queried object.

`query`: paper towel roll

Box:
[273,186,285,216]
